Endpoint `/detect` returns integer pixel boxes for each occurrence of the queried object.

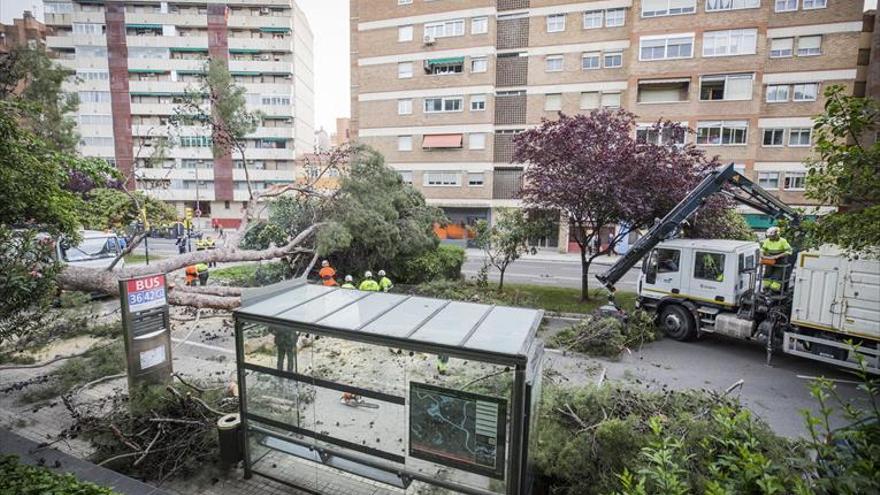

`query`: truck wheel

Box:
[659,304,695,341]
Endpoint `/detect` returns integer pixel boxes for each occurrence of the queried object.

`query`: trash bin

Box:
[217,413,242,467]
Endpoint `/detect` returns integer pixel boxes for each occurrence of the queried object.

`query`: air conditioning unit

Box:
[423,34,435,45]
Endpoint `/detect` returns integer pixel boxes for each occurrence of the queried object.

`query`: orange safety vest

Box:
[185,265,198,283]
[319,266,337,286]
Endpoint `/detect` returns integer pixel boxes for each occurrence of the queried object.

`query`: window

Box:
[45,2,75,13]
[398,62,413,79]
[604,51,623,68]
[261,96,290,106]
[79,91,111,103]
[472,16,488,34]
[398,136,412,151]
[636,126,686,145]
[545,93,562,111]
[546,55,564,72]
[470,94,487,111]
[766,85,790,102]
[703,29,757,57]
[762,128,785,146]
[76,46,107,58]
[769,38,793,58]
[77,69,109,81]
[398,99,412,115]
[73,23,104,34]
[583,10,603,29]
[788,128,812,146]
[694,252,725,281]
[469,133,486,150]
[642,0,696,17]
[425,20,465,38]
[581,52,600,69]
[471,57,488,73]
[128,47,168,59]
[429,61,464,75]
[547,14,566,32]
[78,114,113,125]
[179,135,212,147]
[606,8,626,26]
[793,83,818,101]
[468,173,485,186]
[775,0,797,11]
[758,171,780,189]
[398,0,412,4]
[398,25,413,42]
[640,35,694,60]
[638,80,690,103]
[797,35,821,56]
[699,74,753,101]
[601,92,621,108]
[657,249,681,273]
[399,171,413,184]
[580,92,600,109]
[802,0,826,8]
[424,96,463,113]
[784,172,806,190]
[706,0,760,11]
[696,121,748,145]
[424,172,460,186]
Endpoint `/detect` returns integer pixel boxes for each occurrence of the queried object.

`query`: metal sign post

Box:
[119,274,173,389]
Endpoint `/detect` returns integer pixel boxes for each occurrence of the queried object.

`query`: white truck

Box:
[57,230,125,271]
[598,164,880,373]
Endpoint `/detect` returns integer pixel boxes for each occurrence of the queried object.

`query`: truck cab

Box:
[638,239,759,339]
[56,230,125,271]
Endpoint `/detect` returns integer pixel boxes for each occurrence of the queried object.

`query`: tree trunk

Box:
[579,247,591,301]
[498,268,506,292]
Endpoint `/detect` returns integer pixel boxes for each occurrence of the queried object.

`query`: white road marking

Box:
[171,337,234,354]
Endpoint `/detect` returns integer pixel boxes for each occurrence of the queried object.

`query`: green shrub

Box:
[0,455,121,495]
[212,261,289,287]
[550,309,660,358]
[396,244,465,284]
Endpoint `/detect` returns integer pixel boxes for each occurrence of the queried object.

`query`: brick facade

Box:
[104,4,135,190]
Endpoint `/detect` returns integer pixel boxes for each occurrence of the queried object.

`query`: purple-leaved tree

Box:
[514,109,720,300]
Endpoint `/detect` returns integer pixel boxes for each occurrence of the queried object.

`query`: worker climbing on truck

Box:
[760,226,793,292]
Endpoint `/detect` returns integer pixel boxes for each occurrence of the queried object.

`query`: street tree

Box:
[515,110,718,300]
[173,59,262,199]
[474,208,549,291]
[805,85,880,255]
[76,188,178,232]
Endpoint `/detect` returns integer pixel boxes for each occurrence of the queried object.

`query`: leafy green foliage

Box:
[0,228,62,343]
[0,45,80,153]
[805,85,880,255]
[75,188,177,231]
[686,206,756,241]
[396,244,465,284]
[211,261,290,287]
[0,455,121,495]
[534,384,797,495]
[474,208,550,290]
[550,310,660,358]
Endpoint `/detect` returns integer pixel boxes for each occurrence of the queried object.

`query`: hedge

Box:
[0,455,121,495]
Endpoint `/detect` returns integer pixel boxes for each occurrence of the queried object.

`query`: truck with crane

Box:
[596,163,880,373]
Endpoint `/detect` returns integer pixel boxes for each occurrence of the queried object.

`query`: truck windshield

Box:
[61,237,118,262]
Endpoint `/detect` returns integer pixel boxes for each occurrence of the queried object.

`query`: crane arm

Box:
[595,163,800,293]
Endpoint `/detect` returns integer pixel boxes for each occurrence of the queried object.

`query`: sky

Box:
[0,0,351,134]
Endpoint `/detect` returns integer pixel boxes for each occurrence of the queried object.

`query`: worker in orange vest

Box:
[318,260,337,287]
[185,265,199,286]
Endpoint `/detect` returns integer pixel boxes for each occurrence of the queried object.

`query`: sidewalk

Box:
[464,248,638,267]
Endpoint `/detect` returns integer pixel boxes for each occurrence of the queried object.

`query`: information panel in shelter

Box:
[409,382,507,479]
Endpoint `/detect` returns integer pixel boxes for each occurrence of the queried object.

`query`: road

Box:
[462,254,640,292]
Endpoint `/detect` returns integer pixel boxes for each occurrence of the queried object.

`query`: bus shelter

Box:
[234,279,545,495]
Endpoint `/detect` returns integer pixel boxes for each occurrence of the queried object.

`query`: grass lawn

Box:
[496,284,637,314]
[124,253,163,264]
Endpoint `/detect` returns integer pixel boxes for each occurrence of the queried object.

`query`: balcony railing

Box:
[494,93,526,125]
[496,55,527,87]
[496,17,529,50]
[493,168,524,199]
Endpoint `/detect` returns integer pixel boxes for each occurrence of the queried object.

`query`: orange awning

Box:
[422,134,463,149]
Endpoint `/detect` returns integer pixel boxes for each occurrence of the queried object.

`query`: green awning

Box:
[231,71,262,76]
[126,24,162,29]
[129,69,168,74]
[170,47,208,52]
[260,137,289,142]
[426,57,465,65]
[229,48,261,54]
[743,214,775,230]
[260,27,290,33]
[175,70,205,75]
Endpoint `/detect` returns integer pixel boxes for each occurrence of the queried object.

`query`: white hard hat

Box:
[378,270,386,277]
[767,226,780,236]
[322,260,329,267]
[345,275,353,282]
[364,271,373,278]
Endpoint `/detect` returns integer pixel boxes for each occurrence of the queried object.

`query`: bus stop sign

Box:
[119,274,173,388]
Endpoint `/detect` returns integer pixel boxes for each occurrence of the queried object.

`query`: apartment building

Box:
[350,0,873,252]
[0,11,51,53]
[44,0,314,228]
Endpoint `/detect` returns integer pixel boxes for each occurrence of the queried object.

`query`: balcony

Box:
[494,93,526,125]
[493,133,519,164]
[496,55,527,87]
[496,17,529,50]
[493,168,524,199]
[497,0,530,10]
